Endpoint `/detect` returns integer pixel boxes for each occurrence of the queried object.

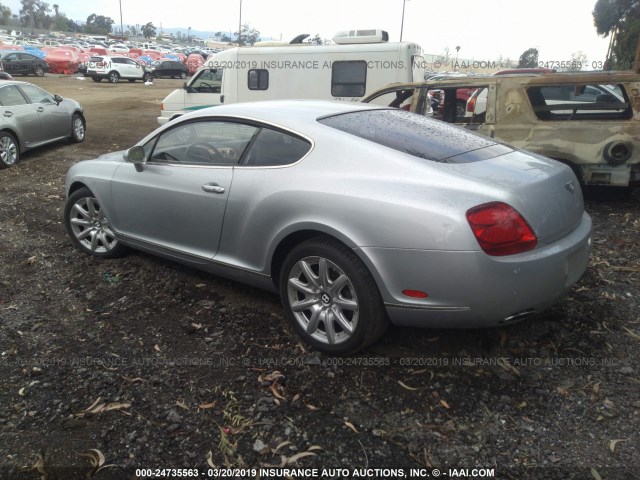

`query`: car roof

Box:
[0,80,30,87]
[364,71,640,99]
[172,100,386,131]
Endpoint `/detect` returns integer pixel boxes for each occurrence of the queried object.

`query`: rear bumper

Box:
[358,212,592,328]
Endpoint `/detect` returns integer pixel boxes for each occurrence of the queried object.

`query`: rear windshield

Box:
[318,109,511,163]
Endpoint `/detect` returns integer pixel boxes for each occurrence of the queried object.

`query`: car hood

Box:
[444,149,585,245]
[94,150,128,163]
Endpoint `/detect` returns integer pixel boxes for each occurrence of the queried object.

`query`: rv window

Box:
[248,69,269,90]
[331,61,367,97]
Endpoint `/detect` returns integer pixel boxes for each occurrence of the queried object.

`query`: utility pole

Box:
[635,28,640,72]
[119,0,123,40]
[238,0,242,46]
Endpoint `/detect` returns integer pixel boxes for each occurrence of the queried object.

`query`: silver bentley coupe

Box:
[64,100,591,354]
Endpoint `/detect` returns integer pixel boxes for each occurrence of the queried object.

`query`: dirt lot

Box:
[0,75,639,480]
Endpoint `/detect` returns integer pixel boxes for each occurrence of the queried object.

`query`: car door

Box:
[2,53,23,75]
[18,83,69,140]
[124,58,143,79]
[185,68,224,111]
[20,53,37,74]
[109,119,258,259]
[0,84,42,145]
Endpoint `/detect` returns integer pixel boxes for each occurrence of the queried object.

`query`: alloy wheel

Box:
[68,196,118,254]
[286,256,359,346]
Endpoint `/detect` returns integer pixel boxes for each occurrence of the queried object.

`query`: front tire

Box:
[279,238,389,354]
[108,71,120,83]
[0,131,19,168]
[64,187,125,258]
[34,66,45,77]
[70,113,86,143]
[180,72,187,79]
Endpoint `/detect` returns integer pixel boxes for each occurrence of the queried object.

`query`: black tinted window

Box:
[248,69,269,90]
[243,128,310,166]
[319,109,509,163]
[331,61,367,97]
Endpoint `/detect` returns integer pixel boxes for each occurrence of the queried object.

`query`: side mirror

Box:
[53,94,63,105]
[125,145,145,172]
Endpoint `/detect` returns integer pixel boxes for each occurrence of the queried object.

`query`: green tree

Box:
[19,0,37,27]
[235,24,260,46]
[51,11,67,30]
[517,47,539,68]
[141,22,156,39]
[35,1,51,29]
[593,0,640,70]
[67,18,81,32]
[85,13,114,35]
[0,2,11,24]
[306,34,327,45]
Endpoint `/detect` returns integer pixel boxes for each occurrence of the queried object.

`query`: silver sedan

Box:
[64,100,591,354]
[0,80,85,168]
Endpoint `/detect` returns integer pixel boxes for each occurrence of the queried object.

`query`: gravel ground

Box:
[0,76,638,480]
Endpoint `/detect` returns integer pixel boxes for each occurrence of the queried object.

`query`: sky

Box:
[4,0,611,65]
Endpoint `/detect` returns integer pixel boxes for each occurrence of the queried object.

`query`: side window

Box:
[243,128,311,166]
[428,86,489,124]
[248,69,268,90]
[527,84,631,120]
[0,85,28,106]
[19,84,54,104]
[149,120,258,165]
[191,68,223,93]
[368,89,413,111]
[331,60,367,97]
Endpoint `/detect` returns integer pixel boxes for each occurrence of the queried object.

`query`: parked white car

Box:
[85,55,151,83]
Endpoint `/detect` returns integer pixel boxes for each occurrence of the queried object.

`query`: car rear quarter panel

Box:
[217,133,499,276]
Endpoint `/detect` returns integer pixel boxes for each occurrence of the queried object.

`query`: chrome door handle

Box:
[202,183,225,194]
[37,107,45,112]
[3,111,12,117]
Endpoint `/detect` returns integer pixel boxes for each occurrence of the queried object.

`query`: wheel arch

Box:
[0,127,23,151]
[269,228,377,293]
[67,180,89,197]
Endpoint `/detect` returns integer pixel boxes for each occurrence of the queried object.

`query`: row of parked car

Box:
[83,56,189,83]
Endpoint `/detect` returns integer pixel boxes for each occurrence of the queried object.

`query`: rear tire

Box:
[0,131,19,168]
[180,72,187,79]
[279,238,389,354]
[92,77,102,83]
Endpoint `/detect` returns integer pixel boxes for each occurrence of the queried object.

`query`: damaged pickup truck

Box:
[364,72,640,188]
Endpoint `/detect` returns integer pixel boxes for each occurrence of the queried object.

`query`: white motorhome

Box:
[157,29,425,125]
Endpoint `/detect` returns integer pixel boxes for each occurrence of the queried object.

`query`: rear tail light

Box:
[466,202,537,256]
[466,94,477,113]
